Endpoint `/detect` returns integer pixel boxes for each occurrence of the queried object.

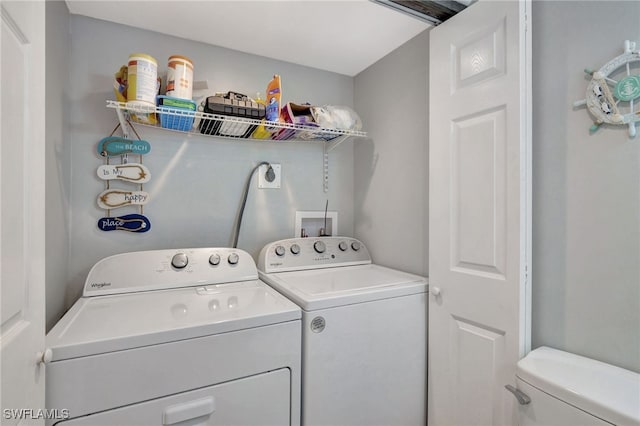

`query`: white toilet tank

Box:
[516,347,640,426]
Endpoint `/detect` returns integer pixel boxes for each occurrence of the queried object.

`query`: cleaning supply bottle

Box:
[252,92,272,139]
[265,75,282,122]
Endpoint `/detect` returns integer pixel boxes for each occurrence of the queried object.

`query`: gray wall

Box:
[50,15,356,326]
[353,30,429,277]
[45,1,71,330]
[48,3,640,374]
[532,1,640,372]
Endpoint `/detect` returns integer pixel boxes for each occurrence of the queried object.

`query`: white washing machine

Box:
[258,237,428,426]
[46,248,301,426]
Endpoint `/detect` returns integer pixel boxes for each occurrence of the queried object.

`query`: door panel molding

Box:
[455,17,506,91]
[450,315,506,425]
[451,105,507,279]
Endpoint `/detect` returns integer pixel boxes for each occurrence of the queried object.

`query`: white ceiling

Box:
[64,0,431,76]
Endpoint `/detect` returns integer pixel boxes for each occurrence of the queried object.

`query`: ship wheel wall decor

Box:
[574,40,640,138]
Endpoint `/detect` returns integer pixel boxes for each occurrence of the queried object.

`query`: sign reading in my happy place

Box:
[96,121,153,234]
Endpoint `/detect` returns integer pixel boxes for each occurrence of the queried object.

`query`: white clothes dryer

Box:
[46,248,301,426]
[258,237,428,426]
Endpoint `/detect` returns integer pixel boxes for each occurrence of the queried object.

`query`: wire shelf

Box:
[106,100,368,193]
[106,100,367,143]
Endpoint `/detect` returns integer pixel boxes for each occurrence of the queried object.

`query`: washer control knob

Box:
[314,241,326,254]
[351,241,361,251]
[171,253,188,269]
[290,244,301,255]
[275,245,286,257]
[228,253,239,265]
[338,241,348,251]
[209,253,221,266]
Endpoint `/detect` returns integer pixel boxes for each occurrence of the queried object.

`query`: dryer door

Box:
[57,368,291,426]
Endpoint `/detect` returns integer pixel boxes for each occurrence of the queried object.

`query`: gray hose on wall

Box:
[231,161,273,248]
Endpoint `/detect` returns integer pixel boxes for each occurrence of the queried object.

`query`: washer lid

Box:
[517,347,640,426]
[259,264,428,311]
[46,280,301,361]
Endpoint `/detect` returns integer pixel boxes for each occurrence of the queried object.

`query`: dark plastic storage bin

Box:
[199,94,266,138]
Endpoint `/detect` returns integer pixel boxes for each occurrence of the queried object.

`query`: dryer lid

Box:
[259,264,428,311]
[517,347,640,426]
[46,280,300,361]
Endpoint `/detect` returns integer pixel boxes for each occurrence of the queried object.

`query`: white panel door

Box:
[1,1,47,423]
[428,1,531,425]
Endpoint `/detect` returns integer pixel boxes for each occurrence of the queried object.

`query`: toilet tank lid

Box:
[517,347,640,426]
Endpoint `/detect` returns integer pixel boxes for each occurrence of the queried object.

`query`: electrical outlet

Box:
[258,164,281,189]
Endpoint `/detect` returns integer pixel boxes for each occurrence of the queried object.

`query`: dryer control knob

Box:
[275,245,286,257]
[314,241,326,254]
[290,244,301,255]
[209,253,221,266]
[171,253,189,269]
[351,241,361,251]
[228,253,239,265]
[338,241,348,251]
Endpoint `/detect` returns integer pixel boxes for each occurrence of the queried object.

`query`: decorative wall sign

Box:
[574,40,640,138]
[97,189,149,209]
[97,214,151,233]
[96,121,151,233]
[98,136,151,157]
[97,163,151,183]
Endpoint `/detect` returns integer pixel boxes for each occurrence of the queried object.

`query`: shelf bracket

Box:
[323,143,329,193]
[114,105,131,139]
[323,135,355,192]
[326,135,349,153]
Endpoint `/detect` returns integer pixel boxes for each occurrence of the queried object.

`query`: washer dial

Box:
[171,253,188,269]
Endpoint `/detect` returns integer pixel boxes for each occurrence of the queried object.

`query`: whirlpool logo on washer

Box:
[90,282,111,289]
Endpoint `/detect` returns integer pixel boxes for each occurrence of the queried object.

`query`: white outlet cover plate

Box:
[258,164,281,189]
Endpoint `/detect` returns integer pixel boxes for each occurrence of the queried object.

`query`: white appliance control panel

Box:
[258,237,371,273]
[83,248,258,297]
